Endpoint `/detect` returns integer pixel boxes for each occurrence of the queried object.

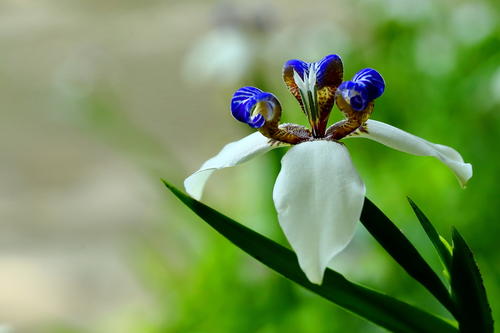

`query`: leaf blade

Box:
[360,198,457,317]
[451,228,494,333]
[407,197,452,270]
[163,180,458,333]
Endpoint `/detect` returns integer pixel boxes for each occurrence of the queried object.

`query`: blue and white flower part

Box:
[283,54,343,138]
[231,87,280,129]
[185,54,473,284]
[338,68,385,111]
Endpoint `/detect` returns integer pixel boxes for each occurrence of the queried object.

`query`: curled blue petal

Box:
[352,68,385,101]
[315,54,343,89]
[231,86,264,128]
[231,87,279,128]
[231,86,262,121]
[338,81,369,111]
[338,68,385,111]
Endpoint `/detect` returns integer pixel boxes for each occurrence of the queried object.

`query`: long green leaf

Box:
[360,198,457,317]
[163,180,458,333]
[407,197,452,271]
[450,228,493,333]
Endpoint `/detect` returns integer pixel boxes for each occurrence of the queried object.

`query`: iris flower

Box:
[184,54,472,284]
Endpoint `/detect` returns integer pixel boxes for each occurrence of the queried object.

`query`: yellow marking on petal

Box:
[316,86,337,135]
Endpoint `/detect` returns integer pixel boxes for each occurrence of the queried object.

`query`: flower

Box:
[184,54,472,284]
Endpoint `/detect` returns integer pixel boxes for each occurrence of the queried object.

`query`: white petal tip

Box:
[183,132,276,201]
[299,243,351,285]
[352,120,473,189]
[305,272,324,285]
[458,163,473,188]
[184,169,215,200]
[300,260,329,285]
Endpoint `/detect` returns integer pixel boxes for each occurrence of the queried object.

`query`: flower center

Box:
[293,67,323,136]
[230,59,385,145]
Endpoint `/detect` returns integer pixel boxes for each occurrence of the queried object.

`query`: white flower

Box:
[184,55,472,284]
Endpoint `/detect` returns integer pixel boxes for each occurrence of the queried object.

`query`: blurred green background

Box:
[0,0,499,332]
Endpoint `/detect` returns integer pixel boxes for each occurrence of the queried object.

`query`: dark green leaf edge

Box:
[451,228,494,333]
[407,197,452,271]
[360,198,457,318]
[163,180,458,333]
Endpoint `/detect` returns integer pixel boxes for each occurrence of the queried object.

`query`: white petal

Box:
[273,141,366,284]
[347,120,473,187]
[184,132,279,200]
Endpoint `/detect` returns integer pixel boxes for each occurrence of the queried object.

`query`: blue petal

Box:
[231,87,276,128]
[352,68,385,101]
[283,55,343,137]
[338,68,385,111]
[283,59,309,80]
[315,54,343,88]
[338,81,369,111]
[231,86,262,113]
[350,95,365,111]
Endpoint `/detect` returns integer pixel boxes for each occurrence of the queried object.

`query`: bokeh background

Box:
[1,0,499,332]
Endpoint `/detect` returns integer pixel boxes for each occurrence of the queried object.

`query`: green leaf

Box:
[360,198,457,317]
[450,228,493,333]
[407,197,452,271]
[163,180,458,333]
